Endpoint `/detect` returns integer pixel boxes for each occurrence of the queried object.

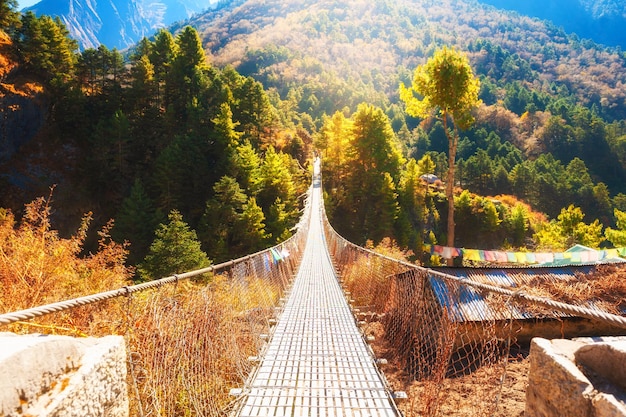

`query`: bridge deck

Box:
[235,168,399,416]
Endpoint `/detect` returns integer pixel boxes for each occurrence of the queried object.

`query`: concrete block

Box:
[0,333,128,417]
[525,337,594,417]
[575,341,626,392]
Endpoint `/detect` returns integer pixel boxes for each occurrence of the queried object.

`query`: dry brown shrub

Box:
[365,307,527,417]
[523,264,626,315]
[0,196,287,416]
[340,238,409,312]
[339,241,527,417]
[0,195,132,327]
[127,274,281,416]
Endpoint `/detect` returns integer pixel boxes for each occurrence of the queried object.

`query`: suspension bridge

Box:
[1,158,625,417]
[230,159,400,416]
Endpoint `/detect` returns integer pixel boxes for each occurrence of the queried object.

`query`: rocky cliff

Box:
[25,0,213,50]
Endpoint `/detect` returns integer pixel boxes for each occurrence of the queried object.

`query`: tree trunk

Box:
[443,113,458,267]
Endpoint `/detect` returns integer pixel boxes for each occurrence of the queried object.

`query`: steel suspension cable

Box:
[323,214,626,330]
[0,217,309,326]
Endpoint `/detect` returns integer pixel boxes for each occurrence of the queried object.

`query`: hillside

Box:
[0,31,46,168]
[188,0,626,195]
[4,0,626,268]
[192,0,626,121]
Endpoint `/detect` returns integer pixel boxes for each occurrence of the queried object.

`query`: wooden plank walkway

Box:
[234,162,399,417]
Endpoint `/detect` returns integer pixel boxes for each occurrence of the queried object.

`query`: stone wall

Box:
[526,336,626,417]
[0,333,128,417]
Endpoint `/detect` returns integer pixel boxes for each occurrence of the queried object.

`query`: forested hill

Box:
[4,0,626,274]
[187,0,626,252]
[190,0,626,122]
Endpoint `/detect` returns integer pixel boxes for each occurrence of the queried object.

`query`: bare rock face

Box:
[24,0,213,50]
[0,333,128,417]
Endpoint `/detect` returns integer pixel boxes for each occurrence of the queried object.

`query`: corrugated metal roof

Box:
[428,275,493,322]
[428,266,604,323]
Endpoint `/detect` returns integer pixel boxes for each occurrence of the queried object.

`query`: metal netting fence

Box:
[0,186,312,417]
[323,214,626,417]
[4,168,626,416]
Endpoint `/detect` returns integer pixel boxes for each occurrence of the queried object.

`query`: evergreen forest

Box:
[4,0,626,277]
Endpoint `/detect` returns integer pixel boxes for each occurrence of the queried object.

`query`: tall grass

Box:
[0,196,286,416]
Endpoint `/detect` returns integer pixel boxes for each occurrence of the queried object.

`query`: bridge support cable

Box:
[232,160,401,417]
[0,182,313,327]
[323,226,626,331]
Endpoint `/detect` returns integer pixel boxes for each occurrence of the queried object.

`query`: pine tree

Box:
[130,54,155,110]
[153,134,211,216]
[173,26,206,74]
[257,146,297,216]
[213,102,242,150]
[315,111,352,190]
[507,204,530,247]
[167,26,209,127]
[341,104,404,243]
[149,29,177,109]
[397,158,427,251]
[113,179,162,266]
[230,140,262,194]
[138,210,210,281]
[233,76,276,145]
[200,176,248,261]
[14,12,78,85]
[266,198,291,243]
[236,197,268,252]
[0,0,19,32]
[350,103,405,179]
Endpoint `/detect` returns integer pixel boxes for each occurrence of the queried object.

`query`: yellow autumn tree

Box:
[400,46,480,264]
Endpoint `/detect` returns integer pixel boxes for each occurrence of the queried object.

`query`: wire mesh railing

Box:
[0,184,312,417]
[322,213,626,417]
[3,161,626,417]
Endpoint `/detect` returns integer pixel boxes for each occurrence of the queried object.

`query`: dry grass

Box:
[10,197,621,416]
[0,196,289,416]
[337,240,529,417]
[0,196,132,324]
[341,247,626,417]
[523,264,626,315]
[127,275,281,416]
[362,318,528,417]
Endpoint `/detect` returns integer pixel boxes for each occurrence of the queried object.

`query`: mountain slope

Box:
[25,0,212,49]
[0,31,46,166]
[191,0,626,120]
[478,0,626,49]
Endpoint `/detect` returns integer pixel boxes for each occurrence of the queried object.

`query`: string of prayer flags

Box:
[270,247,283,262]
[424,244,626,265]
